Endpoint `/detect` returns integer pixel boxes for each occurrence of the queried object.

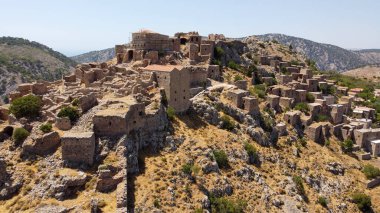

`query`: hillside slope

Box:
[355,49,380,65]
[0,37,76,99]
[256,34,380,72]
[256,34,370,72]
[71,47,115,63]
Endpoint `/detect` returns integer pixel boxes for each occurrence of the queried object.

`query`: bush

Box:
[57,106,79,122]
[234,75,243,82]
[351,193,371,212]
[341,139,354,153]
[9,94,42,118]
[71,98,79,106]
[227,60,240,70]
[298,137,307,147]
[166,106,176,121]
[210,196,247,213]
[153,199,161,208]
[316,114,329,122]
[244,142,258,164]
[292,175,305,195]
[220,115,236,131]
[317,196,328,207]
[214,47,224,59]
[362,164,380,179]
[306,93,315,103]
[12,127,29,143]
[249,84,266,99]
[39,123,52,133]
[182,163,193,175]
[294,102,309,114]
[260,114,274,132]
[213,150,229,169]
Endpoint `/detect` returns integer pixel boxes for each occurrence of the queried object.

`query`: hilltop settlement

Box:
[0,30,380,212]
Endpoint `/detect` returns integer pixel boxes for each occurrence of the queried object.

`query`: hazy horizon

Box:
[1,0,379,56]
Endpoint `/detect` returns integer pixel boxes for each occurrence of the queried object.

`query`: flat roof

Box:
[142,65,184,72]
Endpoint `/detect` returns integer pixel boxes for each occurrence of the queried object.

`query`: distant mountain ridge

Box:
[71,47,115,64]
[256,34,380,71]
[0,37,76,99]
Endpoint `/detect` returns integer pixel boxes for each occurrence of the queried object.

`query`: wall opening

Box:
[127,50,133,61]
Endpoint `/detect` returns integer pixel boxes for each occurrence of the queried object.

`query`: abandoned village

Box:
[0,29,379,213]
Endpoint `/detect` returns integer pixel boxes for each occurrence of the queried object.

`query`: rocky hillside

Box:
[71,47,115,63]
[0,37,76,99]
[256,34,380,72]
[355,49,380,65]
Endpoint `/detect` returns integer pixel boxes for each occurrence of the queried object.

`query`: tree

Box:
[57,106,79,122]
[9,94,42,118]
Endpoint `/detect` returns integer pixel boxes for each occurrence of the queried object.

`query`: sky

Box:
[0,0,379,56]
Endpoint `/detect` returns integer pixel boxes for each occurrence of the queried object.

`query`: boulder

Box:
[55,117,72,131]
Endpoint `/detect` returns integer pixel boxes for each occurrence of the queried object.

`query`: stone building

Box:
[142,65,192,112]
[61,132,95,166]
[226,88,250,109]
[115,30,180,63]
[354,128,380,156]
[93,98,146,136]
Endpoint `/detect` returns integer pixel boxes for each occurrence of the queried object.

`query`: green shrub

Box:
[153,199,161,208]
[227,60,240,70]
[39,123,52,133]
[362,164,380,179]
[280,67,290,75]
[341,139,354,153]
[351,193,371,212]
[294,102,309,114]
[220,115,235,131]
[9,94,42,118]
[234,75,243,82]
[213,150,229,169]
[260,114,274,132]
[57,106,79,122]
[214,47,225,59]
[290,60,300,66]
[249,84,266,99]
[317,196,328,207]
[244,142,258,164]
[316,114,329,122]
[298,137,307,147]
[306,93,315,103]
[71,98,79,106]
[182,163,193,175]
[210,196,247,213]
[244,142,257,156]
[212,59,222,66]
[194,208,203,213]
[166,106,176,121]
[292,175,305,195]
[245,65,257,77]
[12,127,29,143]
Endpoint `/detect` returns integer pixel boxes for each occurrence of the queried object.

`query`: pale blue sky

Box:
[0,0,379,56]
